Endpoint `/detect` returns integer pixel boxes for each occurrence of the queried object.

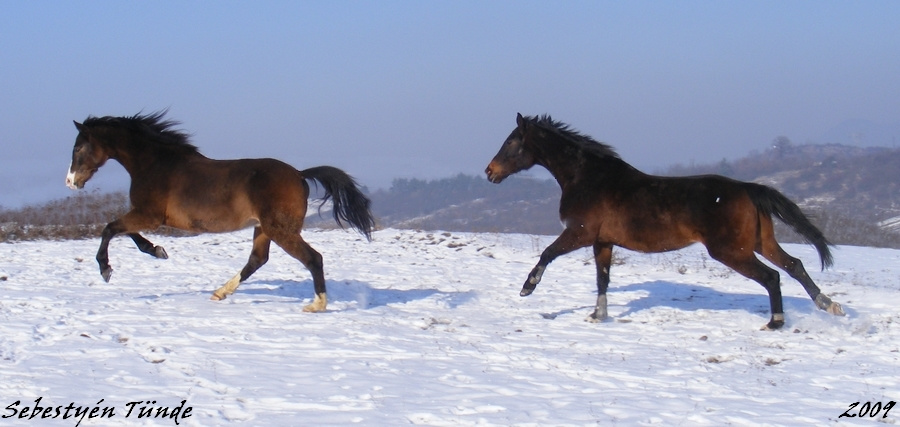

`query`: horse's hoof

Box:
[760,314,785,331]
[303,293,327,312]
[302,303,327,313]
[585,313,608,323]
[154,246,169,259]
[101,268,112,283]
[585,305,609,323]
[827,302,845,316]
[520,283,535,297]
[210,292,226,301]
[760,323,780,331]
[760,322,784,331]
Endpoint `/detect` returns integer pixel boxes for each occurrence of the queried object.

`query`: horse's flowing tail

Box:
[746,183,833,270]
[301,166,375,241]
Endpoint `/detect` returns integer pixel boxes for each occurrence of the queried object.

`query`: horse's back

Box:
[572,172,760,253]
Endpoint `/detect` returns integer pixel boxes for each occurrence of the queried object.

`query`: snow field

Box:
[1,228,898,426]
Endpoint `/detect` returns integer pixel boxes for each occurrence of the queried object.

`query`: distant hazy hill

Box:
[817,119,900,148]
[365,174,561,234]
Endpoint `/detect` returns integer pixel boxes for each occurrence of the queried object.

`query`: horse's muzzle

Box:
[485,164,505,184]
[65,169,92,190]
[65,172,80,190]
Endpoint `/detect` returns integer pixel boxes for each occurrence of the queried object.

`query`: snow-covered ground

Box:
[1,228,898,426]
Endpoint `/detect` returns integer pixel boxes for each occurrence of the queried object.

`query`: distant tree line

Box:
[0,190,192,241]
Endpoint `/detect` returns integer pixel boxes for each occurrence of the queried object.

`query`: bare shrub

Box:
[0,191,129,241]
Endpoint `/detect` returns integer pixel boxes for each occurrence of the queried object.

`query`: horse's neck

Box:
[100,133,168,177]
[539,159,579,190]
[532,138,591,189]
[533,138,636,191]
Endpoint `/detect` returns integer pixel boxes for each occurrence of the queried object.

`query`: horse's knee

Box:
[251,252,270,269]
[782,257,809,278]
[305,249,323,272]
[240,254,268,281]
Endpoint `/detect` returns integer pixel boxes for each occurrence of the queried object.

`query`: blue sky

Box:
[2,1,899,208]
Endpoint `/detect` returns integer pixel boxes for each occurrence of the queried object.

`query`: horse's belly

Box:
[626,240,695,254]
[197,217,259,233]
[164,212,259,233]
[617,224,698,253]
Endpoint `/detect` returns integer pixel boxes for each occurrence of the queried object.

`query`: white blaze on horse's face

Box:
[67,121,107,190]
[65,161,79,190]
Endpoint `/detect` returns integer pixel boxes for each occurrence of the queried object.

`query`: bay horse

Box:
[65,111,374,312]
[485,113,844,330]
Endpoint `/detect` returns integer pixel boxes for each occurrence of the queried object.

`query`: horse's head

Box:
[66,121,109,190]
[485,113,537,183]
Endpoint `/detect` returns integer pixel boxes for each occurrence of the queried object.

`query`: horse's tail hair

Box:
[746,183,833,270]
[301,166,375,241]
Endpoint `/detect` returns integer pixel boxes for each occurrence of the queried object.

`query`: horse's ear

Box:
[516,113,527,130]
[73,121,86,132]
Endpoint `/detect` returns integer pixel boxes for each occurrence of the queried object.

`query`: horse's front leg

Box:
[520,227,592,296]
[96,212,162,282]
[128,233,168,259]
[586,243,613,323]
[96,221,131,282]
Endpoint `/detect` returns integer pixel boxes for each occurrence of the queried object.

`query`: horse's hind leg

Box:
[211,227,271,301]
[758,242,844,316]
[708,248,785,330]
[128,233,168,259]
[270,232,327,313]
[586,243,613,323]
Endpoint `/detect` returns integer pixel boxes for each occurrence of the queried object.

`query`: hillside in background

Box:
[363,174,562,234]
[3,141,900,248]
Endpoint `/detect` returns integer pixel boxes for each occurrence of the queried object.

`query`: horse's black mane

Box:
[527,114,620,160]
[83,111,199,154]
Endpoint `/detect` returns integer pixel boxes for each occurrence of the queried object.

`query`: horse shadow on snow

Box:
[541,280,836,321]
[235,279,475,310]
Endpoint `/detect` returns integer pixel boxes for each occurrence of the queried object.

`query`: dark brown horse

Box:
[66,111,374,312]
[485,113,844,330]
